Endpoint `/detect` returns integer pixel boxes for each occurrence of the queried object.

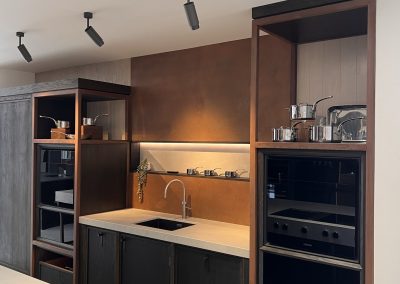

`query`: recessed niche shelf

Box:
[147,171,250,182]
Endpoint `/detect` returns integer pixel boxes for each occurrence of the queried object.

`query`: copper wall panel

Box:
[131,39,251,142]
[131,173,250,226]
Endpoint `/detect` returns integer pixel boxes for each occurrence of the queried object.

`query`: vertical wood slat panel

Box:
[297,35,368,118]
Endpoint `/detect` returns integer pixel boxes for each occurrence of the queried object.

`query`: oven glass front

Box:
[264,152,362,261]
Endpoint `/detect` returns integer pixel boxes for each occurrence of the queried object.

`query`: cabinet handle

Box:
[98,232,104,246]
[121,237,126,251]
[203,256,210,272]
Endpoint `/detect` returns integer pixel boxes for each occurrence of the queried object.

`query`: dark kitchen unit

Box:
[258,150,365,283]
[79,224,249,284]
[249,0,376,283]
[30,79,131,284]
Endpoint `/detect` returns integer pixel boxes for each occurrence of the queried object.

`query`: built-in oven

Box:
[260,150,364,262]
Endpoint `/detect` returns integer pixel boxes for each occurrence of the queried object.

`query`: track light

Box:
[16,32,32,63]
[184,1,199,30]
[84,12,104,47]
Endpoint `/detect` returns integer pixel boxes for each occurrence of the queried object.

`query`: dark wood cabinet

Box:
[121,234,171,284]
[175,245,248,284]
[210,251,248,284]
[86,227,119,284]
[175,246,210,284]
[80,225,249,284]
[0,94,32,273]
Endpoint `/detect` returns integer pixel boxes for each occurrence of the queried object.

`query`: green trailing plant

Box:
[137,159,150,203]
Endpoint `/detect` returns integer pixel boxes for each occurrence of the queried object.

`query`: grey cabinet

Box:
[86,227,118,284]
[0,94,32,273]
[121,234,171,284]
[175,245,248,284]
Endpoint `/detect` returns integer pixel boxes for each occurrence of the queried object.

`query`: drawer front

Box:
[40,264,73,284]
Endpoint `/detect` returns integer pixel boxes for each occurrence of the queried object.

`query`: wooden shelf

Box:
[38,204,74,215]
[32,240,74,258]
[33,139,75,145]
[80,139,129,145]
[147,171,250,182]
[40,174,73,183]
[254,141,367,151]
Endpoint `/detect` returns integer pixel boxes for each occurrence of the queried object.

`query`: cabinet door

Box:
[175,245,249,284]
[209,253,248,284]
[0,96,32,273]
[121,234,171,284]
[175,246,210,284]
[87,227,118,284]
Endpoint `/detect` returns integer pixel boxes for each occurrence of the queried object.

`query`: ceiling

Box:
[0,0,276,73]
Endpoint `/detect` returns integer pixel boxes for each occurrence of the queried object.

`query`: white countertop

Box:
[0,266,47,284]
[79,208,250,258]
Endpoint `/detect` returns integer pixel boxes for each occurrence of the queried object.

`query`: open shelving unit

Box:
[249,1,376,284]
[31,79,131,284]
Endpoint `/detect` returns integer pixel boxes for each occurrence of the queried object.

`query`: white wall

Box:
[375,0,400,283]
[0,69,35,88]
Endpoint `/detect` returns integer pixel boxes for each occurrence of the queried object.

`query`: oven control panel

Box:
[267,217,355,247]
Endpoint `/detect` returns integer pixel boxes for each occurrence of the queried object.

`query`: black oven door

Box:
[263,151,363,261]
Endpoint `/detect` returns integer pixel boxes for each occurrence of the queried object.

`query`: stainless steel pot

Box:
[224,171,238,178]
[40,115,70,129]
[309,117,365,143]
[272,122,303,142]
[224,169,247,178]
[82,114,109,126]
[203,168,221,176]
[328,105,367,142]
[289,96,333,120]
[333,117,366,142]
[187,167,202,175]
[309,125,337,143]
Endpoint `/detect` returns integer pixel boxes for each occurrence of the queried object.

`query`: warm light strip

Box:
[139,142,250,153]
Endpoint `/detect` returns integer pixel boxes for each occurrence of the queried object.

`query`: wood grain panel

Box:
[256,35,294,142]
[0,96,32,273]
[297,35,368,118]
[86,100,126,140]
[80,144,128,216]
[131,39,251,143]
[131,173,250,226]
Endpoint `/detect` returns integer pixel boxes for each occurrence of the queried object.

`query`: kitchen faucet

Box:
[164,179,190,219]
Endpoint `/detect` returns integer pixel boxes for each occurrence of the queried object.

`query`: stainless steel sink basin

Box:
[136,218,194,231]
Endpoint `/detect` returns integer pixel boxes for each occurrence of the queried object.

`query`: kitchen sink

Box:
[136,218,194,231]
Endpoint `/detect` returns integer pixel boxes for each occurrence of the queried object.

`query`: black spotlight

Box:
[16,32,32,63]
[184,1,199,30]
[84,12,104,47]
